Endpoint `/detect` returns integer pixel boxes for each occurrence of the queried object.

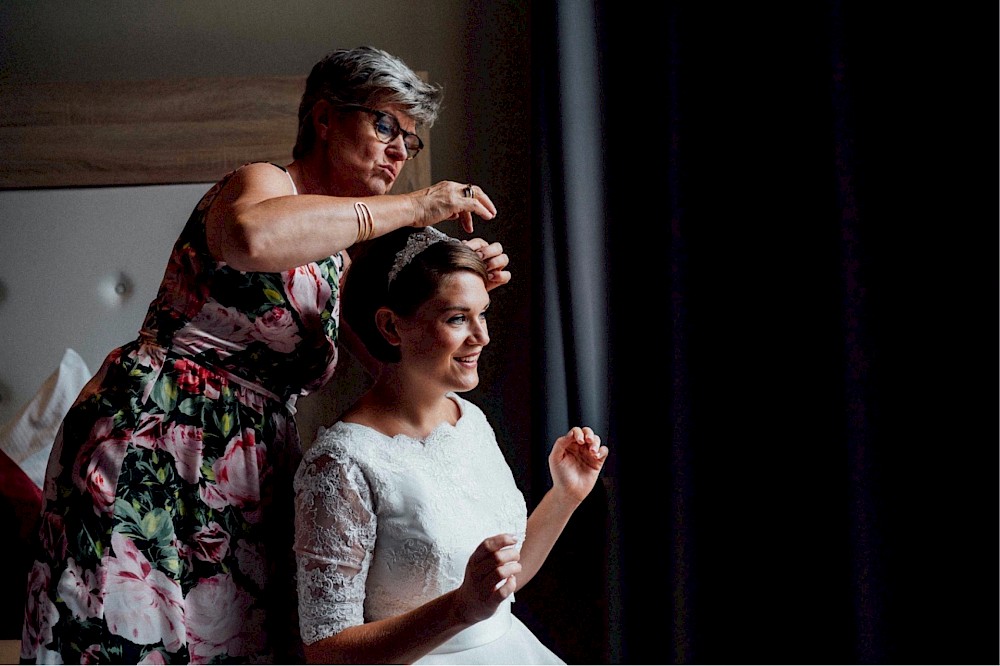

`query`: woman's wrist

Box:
[546,485,584,513]
[405,191,421,228]
[441,589,479,630]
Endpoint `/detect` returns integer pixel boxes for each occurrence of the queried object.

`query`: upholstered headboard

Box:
[0,182,372,443]
[0,184,205,425]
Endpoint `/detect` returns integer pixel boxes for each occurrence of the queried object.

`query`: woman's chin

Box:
[450,373,479,392]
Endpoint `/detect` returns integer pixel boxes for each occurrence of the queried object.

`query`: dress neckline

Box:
[341,393,464,445]
[269,162,297,195]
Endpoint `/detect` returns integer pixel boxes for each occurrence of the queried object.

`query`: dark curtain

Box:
[520,1,997,664]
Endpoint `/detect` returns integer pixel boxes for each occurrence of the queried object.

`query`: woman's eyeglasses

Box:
[343,105,424,159]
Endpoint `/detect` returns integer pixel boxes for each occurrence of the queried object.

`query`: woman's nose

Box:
[471,319,489,345]
[385,133,408,160]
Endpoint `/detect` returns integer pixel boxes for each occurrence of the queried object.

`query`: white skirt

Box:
[416,604,564,665]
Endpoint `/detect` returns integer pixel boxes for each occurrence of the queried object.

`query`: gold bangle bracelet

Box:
[354,201,374,243]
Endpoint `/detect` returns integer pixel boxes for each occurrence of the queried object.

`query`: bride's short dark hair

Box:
[343,228,488,363]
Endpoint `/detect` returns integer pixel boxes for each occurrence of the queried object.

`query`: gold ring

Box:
[464,184,474,198]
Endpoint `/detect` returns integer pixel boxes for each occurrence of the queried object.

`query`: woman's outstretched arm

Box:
[517,427,608,587]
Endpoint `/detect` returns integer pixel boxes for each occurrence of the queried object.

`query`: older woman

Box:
[20,46,508,664]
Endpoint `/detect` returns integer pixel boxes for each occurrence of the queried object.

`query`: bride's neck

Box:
[357,370,456,439]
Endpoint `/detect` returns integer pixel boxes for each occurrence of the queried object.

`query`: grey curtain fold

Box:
[534,0,610,448]
[520,1,618,662]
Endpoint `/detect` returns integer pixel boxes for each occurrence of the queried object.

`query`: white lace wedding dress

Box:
[294,393,564,664]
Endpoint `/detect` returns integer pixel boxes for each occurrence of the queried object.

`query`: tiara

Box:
[387,227,457,286]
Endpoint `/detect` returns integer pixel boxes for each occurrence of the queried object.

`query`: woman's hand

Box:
[452,534,522,624]
[462,237,511,291]
[548,427,609,505]
[406,180,509,289]
[409,181,497,234]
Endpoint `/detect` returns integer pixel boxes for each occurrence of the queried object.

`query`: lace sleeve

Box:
[294,444,376,645]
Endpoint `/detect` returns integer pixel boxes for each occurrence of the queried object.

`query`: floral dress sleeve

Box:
[293,439,376,645]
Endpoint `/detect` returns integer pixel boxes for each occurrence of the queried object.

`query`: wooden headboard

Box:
[0,74,432,192]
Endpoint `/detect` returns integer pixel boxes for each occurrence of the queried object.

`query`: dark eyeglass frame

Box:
[342,105,424,159]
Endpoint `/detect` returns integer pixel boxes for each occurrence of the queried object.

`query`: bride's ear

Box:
[375,308,401,347]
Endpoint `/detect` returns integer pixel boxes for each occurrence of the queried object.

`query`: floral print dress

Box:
[20,163,342,664]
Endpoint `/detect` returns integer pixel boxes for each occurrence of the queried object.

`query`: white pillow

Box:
[0,348,92,488]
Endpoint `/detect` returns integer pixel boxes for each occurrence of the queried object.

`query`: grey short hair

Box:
[293,46,444,159]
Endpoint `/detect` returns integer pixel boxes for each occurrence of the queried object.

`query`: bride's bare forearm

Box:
[518,489,580,588]
[303,590,473,665]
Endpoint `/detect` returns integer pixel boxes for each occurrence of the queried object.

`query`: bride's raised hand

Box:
[548,426,609,505]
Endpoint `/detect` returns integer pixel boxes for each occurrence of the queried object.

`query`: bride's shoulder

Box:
[305,421,355,461]
[448,393,489,428]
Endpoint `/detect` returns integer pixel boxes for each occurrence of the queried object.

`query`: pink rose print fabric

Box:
[20,164,341,664]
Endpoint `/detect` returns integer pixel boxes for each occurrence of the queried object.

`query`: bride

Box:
[293,226,608,664]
